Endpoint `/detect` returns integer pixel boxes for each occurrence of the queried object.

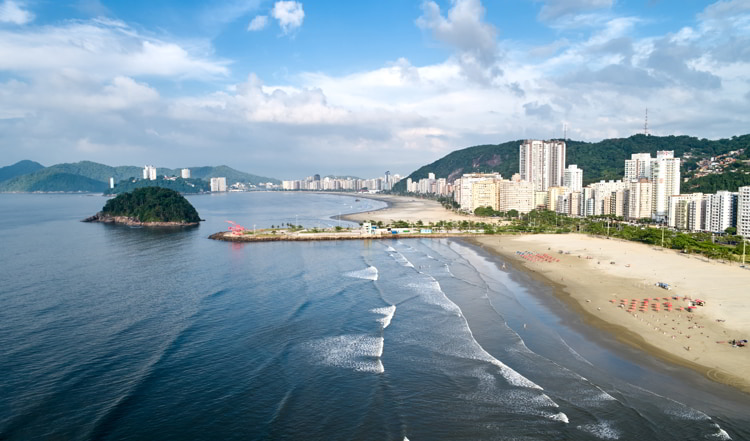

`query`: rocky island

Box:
[83,187,201,227]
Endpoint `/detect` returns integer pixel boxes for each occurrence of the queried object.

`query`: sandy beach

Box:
[342,194,476,224]
[340,194,750,392]
[471,234,750,393]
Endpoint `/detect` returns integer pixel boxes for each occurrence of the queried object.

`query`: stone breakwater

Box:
[83,213,199,227]
[208,231,480,242]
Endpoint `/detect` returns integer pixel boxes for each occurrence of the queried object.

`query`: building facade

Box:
[519,140,566,192]
[738,186,750,238]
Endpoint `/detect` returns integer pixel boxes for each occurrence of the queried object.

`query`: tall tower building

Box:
[519,140,566,192]
[650,151,681,221]
[626,178,652,220]
[563,164,583,193]
[738,186,750,238]
[624,153,652,181]
[704,191,738,233]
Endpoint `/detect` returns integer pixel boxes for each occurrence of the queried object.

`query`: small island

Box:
[84,187,201,227]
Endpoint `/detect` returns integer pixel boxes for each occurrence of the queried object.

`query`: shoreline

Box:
[340,193,476,224]
[468,234,750,394]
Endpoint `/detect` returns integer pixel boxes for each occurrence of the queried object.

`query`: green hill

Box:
[186,165,279,185]
[100,187,201,223]
[0,169,108,192]
[393,134,750,192]
[0,160,45,182]
[0,160,280,193]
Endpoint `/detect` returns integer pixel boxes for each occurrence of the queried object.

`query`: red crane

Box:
[226,220,247,235]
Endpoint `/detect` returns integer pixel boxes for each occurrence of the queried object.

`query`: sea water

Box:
[0,192,748,440]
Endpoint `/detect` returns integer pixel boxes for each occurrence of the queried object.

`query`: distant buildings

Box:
[281,172,402,192]
[210,177,227,192]
[143,165,157,181]
[181,168,191,179]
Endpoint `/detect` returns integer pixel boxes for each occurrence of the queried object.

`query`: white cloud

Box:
[0,19,230,80]
[0,0,34,25]
[537,0,613,22]
[272,1,304,34]
[416,0,500,84]
[247,15,268,31]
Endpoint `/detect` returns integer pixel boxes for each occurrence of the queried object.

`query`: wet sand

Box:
[470,234,750,393]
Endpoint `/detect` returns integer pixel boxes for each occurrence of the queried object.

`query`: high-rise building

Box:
[455,173,501,211]
[545,186,568,212]
[624,153,652,181]
[497,174,535,214]
[737,186,750,238]
[143,165,157,181]
[563,164,583,193]
[471,180,498,211]
[626,179,652,220]
[651,151,681,221]
[704,191,738,233]
[181,168,191,179]
[668,193,704,230]
[519,140,566,192]
[210,177,227,192]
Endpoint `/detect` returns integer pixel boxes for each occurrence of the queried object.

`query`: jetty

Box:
[208,230,483,243]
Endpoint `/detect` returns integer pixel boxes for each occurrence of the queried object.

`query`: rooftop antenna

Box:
[644,108,649,136]
[563,123,567,141]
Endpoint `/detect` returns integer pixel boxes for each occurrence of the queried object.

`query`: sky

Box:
[0,0,749,180]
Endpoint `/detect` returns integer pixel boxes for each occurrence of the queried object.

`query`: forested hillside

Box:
[0,160,280,192]
[393,134,750,192]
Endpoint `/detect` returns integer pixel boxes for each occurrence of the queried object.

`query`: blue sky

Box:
[1,0,749,180]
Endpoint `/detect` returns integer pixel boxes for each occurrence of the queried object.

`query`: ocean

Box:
[0,192,748,440]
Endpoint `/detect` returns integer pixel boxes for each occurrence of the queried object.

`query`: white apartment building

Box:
[143,165,157,181]
[704,191,738,233]
[626,179,652,220]
[624,153,652,181]
[455,173,501,211]
[497,174,535,214]
[563,164,583,193]
[738,186,750,238]
[471,180,498,211]
[181,168,191,179]
[668,193,704,230]
[651,151,681,221]
[546,186,568,212]
[210,177,227,192]
[588,180,629,216]
[519,140,566,192]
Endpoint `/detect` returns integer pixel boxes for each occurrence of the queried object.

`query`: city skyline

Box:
[1,0,749,179]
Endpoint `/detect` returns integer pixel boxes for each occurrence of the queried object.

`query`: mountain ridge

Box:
[393,133,750,193]
[0,161,280,193]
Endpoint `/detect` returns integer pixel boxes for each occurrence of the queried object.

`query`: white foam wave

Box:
[547,412,569,424]
[305,334,385,374]
[386,246,396,252]
[576,421,620,440]
[407,277,545,391]
[344,266,379,281]
[708,424,732,440]
[372,305,396,329]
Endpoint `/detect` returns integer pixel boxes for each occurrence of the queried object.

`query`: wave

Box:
[372,305,396,329]
[304,334,385,374]
[344,265,379,281]
[576,421,620,440]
